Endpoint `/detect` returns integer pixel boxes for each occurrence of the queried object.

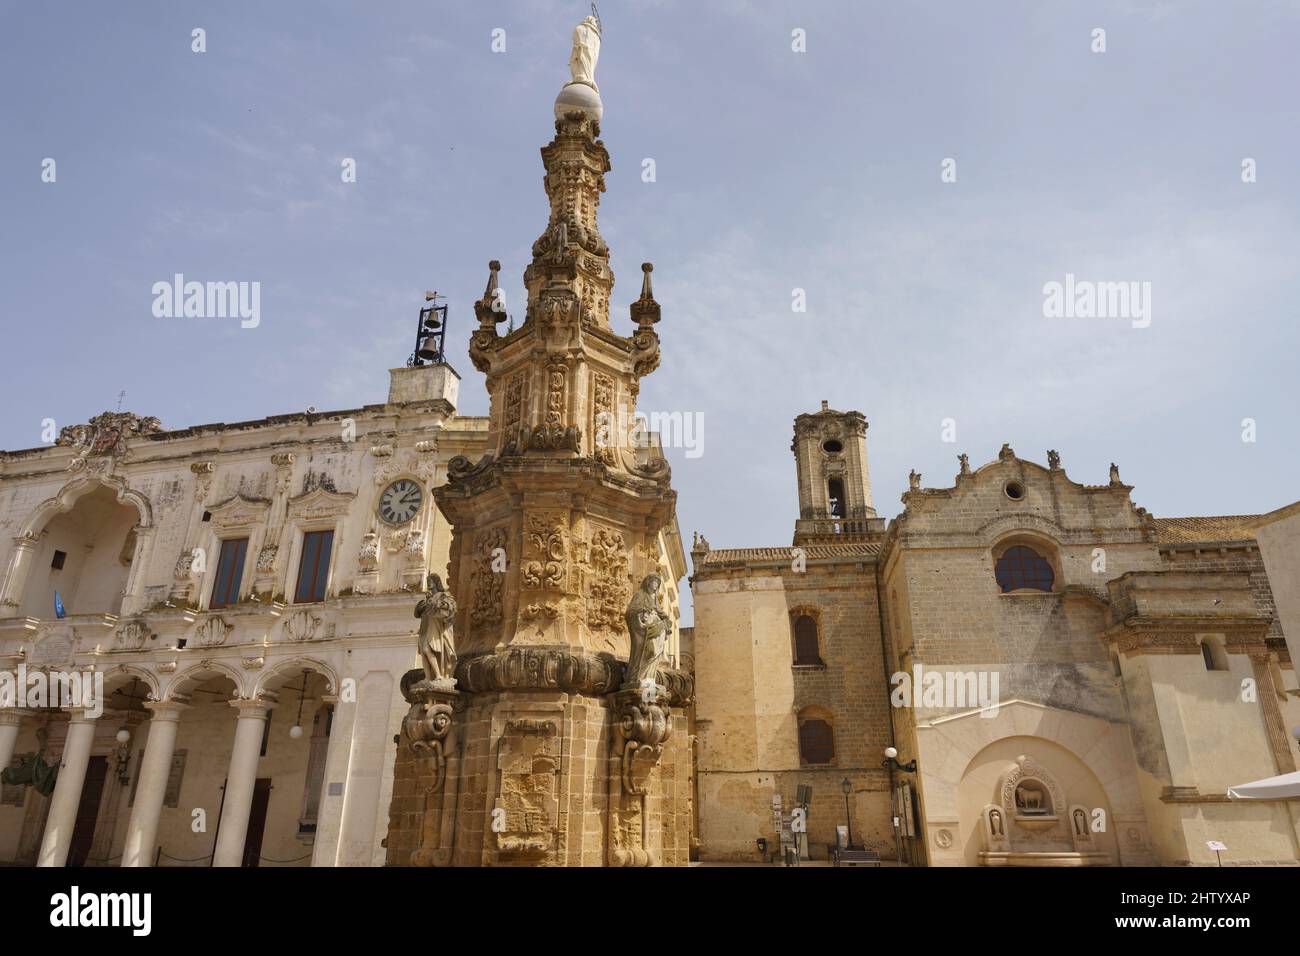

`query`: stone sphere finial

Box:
[554,83,603,123]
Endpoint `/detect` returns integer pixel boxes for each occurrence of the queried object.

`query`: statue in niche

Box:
[1015,782,1049,815]
[625,573,671,687]
[1073,808,1088,837]
[415,573,458,683]
[988,808,1003,837]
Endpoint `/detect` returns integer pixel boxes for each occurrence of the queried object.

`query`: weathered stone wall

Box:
[693,553,897,860]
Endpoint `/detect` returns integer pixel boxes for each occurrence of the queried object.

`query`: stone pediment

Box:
[287,486,355,522]
[206,493,272,532]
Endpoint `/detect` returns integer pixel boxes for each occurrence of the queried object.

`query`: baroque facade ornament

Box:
[283,609,322,643]
[56,411,163,458]
[194,616,232,648]
[586,527,629,630]
[114,620,151,651]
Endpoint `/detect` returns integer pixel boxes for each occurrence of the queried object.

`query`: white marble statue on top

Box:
[568,13,602,90]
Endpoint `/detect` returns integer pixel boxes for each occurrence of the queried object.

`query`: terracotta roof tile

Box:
[695,543,880,566]
[1152,516,1259,544]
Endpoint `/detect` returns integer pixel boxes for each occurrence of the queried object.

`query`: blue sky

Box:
[3,1,1298,623]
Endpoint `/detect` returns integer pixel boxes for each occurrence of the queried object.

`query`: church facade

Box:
[692,402,1300,866]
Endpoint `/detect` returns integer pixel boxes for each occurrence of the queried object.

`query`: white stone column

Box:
[0,533,40,611]
[118,525,156,618]
[37,710,98,867]
[120,701,186,867]
[212,698,271,867]
[0,709,33,772]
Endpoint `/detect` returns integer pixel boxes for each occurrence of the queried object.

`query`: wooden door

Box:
[67,756,109,866]
[241,778,273,867]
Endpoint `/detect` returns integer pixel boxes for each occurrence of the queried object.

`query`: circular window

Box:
[1004,481,1025,501]
[822,439,843,454]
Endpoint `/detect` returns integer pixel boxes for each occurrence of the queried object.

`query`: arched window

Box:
[994,545,1055,593]
[1200,637,1228,672]
[827,478,846,518]
[791,613,822,666]
[797,707,835,765]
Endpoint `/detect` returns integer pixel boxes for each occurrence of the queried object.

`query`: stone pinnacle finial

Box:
[475,260,505,328]
[630,262,660,328]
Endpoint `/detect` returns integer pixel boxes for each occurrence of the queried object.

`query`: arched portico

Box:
[1,475,156,618]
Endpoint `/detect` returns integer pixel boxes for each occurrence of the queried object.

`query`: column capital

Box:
[229,696,275,720]
[0,708,35,726]
[143,700,188,722]
[64,707,101,725]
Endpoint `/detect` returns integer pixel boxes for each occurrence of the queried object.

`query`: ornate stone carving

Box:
[283,609,321,643]
[56,411,163,458]
[207,493,271,533]
[115,620,151,651]
[194,617,232,648]
[357,530,380,572]
[469,527,508,628]
[288,486,354,522]
[586,528,629,630]
[456,648,620,696]
[400,670,459,797]
[403,528,426,558]
[173,549,198,581]
[255,544,278,575]
[523,513,567,591]
[524,361,581,452]
[591,373,616,465]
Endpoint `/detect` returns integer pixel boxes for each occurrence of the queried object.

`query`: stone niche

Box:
[978,754,1109,867]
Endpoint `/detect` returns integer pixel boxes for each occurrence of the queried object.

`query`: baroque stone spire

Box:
[414,43,688,866]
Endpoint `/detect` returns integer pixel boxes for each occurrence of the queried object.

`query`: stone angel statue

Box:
[568,12,602,89]
[625,573,672,687]
[414,573,458,683]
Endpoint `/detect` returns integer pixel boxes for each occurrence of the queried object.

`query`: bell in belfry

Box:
[416,336,441,361]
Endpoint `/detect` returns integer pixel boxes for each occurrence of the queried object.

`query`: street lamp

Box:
[881,745,916,773]
[840,777,853,849]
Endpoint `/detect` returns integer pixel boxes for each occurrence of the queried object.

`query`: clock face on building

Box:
[378,479,422,526]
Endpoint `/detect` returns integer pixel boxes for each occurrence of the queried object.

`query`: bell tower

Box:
[792,401,878,544]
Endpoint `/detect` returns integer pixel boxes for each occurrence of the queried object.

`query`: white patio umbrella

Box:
[1226,771,1300,800]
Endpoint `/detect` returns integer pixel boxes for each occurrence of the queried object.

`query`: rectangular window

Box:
[209,538,249,609]
[51,550,67,570]
[294,530,334,604]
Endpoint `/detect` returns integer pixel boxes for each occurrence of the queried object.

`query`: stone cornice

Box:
[1104,616,1273,655]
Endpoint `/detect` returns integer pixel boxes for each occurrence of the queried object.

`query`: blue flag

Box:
[54,591,65,619]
